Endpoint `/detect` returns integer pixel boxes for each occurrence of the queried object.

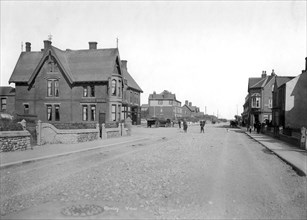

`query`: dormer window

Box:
[83,86,88,97]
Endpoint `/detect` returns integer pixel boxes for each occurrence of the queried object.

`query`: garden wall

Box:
[0,130,31,152]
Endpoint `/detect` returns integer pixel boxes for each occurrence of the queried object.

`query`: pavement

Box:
[0,134,150,169]
[243,128,307,176]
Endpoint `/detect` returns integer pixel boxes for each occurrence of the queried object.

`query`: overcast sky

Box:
[1,1,306,119]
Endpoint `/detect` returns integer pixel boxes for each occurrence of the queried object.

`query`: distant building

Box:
[8,40,142,125]
[148,90,182,120]
[242,70,276,126]
[273,58,307,130]
[0,86,15,116]
[272,76,295,128]
[182,100,203,119]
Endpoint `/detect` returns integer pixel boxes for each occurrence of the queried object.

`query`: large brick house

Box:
[9,40,142,125]
[148,90,182,120]
[242,70,276,126]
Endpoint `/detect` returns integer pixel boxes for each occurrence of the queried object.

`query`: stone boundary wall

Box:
[0,130,31,152]
[37,118,132,145]
[37,121,99,145]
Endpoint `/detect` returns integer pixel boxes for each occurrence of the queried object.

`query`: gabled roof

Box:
[248,75,275,90]
[9,43,121,84]
[275,76,295,88]
[121,65,143,92]
[0,86,15,96]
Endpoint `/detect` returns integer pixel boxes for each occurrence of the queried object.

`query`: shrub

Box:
[0,118,23,131]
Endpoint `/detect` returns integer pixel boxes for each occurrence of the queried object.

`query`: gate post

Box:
[301,127,307,150]
[36,120,42,146]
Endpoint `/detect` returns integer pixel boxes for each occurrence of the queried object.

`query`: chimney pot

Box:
[44,40,52,50]
[261,70,267,78]
[89,42,97,50]
[25,42,31,52]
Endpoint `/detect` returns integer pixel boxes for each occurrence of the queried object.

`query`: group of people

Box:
[178,120,206,133]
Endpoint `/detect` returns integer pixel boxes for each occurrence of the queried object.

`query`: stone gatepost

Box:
[101,123,107,139]
[125,117,132,136]
[301,127,307,150]
[36,120,42,146]
[120,123,125,136]
[96,123,100,139]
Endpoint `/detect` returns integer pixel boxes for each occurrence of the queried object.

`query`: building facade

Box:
[9,40,142,125]
[242,70,276,126]
[0,86,15,116]
[148,90,182,120]
[273,58,307,129]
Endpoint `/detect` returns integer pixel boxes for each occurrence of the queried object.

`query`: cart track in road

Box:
[0,136,171,213]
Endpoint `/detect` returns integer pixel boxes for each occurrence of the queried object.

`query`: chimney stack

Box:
[305,57,307,71]
[271,69,275,76]
[25,42,31,52]
[121,60,127,70]
[89,42,97,50]
[44,40,52,50]
[189,102,192,107]
[185,100,188,106]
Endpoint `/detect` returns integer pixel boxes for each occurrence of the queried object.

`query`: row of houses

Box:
[0,40,143,125]
[242,57,307,134]
[141,90,204,121]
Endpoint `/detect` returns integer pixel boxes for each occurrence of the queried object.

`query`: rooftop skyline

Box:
[1,1,306,119]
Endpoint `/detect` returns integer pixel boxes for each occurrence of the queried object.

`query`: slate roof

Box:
[121,65,143,92]
[275,76,295,88]
[9,52,44,83]
[248,75,275,90]
[149,90,177,100]
[0,86,15,96]
[9,45,122,84]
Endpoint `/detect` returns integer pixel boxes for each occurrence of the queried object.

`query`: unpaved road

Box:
[1,124,306,219]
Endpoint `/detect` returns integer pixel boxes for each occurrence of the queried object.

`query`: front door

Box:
[99,113,106,138]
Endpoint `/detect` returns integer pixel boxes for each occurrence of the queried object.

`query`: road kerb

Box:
[244,132,306,176]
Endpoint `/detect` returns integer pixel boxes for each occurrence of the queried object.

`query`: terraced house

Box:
[9,40,142,125]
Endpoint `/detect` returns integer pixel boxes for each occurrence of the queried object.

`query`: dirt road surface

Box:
[1,123,306,219]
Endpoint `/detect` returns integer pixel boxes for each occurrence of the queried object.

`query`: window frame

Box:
[83,86,88,97]
[55,105,60,121]
[90,105,96,121]
[82,105,88,121]
[1,98,7,111]
[47,105,52,121]
[24,104,29,115]
[112,80,117,96]
[90,85,95,97]
[111,104,116,121]
[158,100,163,105]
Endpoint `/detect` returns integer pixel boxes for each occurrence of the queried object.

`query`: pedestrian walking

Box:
[183,120,188,133]
[200,120,205,133]
[178,120,181,129]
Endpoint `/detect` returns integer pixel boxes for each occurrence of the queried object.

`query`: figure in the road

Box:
[183,120,188,133]
[178,120,181,129]
[200,120,205,133]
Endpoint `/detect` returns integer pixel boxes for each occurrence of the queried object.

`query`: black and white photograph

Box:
[0,0,306,219]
